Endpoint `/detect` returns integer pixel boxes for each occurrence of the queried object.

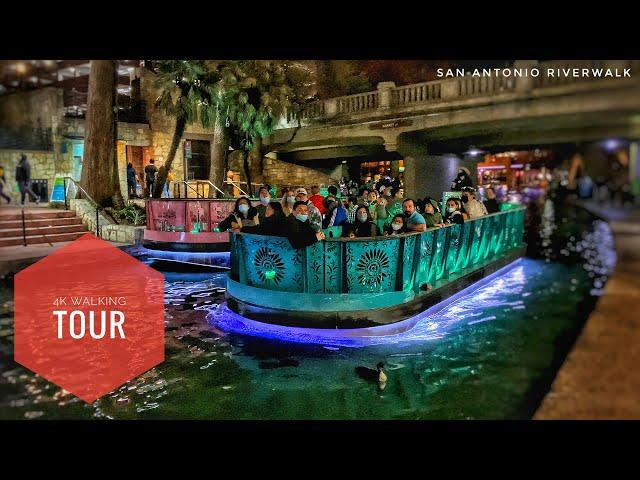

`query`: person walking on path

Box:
[15,154,39,205]
[144,159,158,198]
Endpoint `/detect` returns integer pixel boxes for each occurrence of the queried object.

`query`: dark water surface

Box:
[0,202,615,419]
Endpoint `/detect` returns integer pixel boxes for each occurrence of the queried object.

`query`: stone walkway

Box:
[535,202,640,419]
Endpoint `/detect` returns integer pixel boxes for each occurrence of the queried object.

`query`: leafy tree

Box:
[149,60,314,197]
[151,60,217,198]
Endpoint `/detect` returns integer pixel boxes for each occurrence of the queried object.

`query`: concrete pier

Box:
[535,203,640,419]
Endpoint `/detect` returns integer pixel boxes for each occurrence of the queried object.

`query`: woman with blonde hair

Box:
[281,187,296,217]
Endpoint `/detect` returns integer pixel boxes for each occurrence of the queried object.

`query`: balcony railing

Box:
[279,60,640,127]
[0,126,53,151]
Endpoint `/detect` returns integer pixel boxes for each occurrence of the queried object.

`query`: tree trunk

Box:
[154,115,187,198]
[81,60,119,207]
[208,114,228,198]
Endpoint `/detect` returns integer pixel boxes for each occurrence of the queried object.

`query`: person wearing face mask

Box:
[284,201,326,249]
[402,198,427,232]
[344,205,378,238]
[383,214,407,235]
[241,201,286,236]
[256,185,272,220]
[444,199,465,225]
[451,166,474,191]
[294,187,322,232]
[322,195,348,229]
[281,188,296,217]
[461,187,487,219]
[219,196,259,231]
[423,201,445,228]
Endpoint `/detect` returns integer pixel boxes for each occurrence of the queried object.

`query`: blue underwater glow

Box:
[136,246,230,268]
[207,259,526,348]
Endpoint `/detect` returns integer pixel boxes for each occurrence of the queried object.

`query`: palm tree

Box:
[150,60,314,198]
[151,60,216,198]
[205,60,314,196]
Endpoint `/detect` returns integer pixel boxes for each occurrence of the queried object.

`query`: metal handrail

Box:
[63,176,102,237]
[174,180,205,199]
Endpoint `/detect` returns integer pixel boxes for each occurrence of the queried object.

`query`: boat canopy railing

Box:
[229,206,526,296]
[173,180,231,199]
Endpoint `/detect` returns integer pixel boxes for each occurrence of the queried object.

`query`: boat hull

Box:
[227,247,525,330]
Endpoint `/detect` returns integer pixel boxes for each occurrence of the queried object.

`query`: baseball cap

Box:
[296,187,308,196]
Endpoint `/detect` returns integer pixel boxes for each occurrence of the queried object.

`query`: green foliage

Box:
[153,60,315,152]
[114,203,146,226]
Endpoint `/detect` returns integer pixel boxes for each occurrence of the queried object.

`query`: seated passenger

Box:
[423,200,445,228]
[241,202,286,236]
[219,196,259,231]
[461,187,488,219]
[322,195,348,228]
[444,199,465,225]
[368,190,388,223]
[483,187,500,214]
[281,188,296,217]
[344,205,378,238]
[256,185,272,220]
[383,214,407,235]
[284,201,326,249]
[295,187,323,232]
[402,198,427,232]
[345,195,359,224]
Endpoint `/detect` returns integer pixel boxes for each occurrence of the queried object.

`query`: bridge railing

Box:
[229,206,525,296]
[279,60,639,126]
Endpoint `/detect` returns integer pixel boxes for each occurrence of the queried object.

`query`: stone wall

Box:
[70,198,144,244]
[0,149,57,202]
[262,156,337,191]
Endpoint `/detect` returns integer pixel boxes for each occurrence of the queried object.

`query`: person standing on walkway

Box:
[126,162,137,199]
[15,154,39,205]
[0,165,11,204]
[162,167,174,198]
[144,159,158,198]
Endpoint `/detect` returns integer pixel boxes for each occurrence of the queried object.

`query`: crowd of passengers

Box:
[219,167,503,249]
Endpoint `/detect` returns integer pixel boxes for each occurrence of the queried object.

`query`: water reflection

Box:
[0,203,617,419]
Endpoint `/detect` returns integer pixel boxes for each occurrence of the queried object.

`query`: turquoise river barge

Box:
[226,207,526,333]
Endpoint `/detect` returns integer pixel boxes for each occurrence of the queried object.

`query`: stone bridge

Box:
[265,60,640,197]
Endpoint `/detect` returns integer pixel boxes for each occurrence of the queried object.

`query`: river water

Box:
[0,202,615,419]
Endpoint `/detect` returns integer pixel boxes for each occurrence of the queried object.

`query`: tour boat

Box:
[224,207,526,334]
[143,198,259,253]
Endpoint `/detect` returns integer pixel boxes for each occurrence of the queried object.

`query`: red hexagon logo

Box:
[14,233,164,403]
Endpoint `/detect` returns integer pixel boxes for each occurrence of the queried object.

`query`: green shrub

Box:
[114,204,146,226]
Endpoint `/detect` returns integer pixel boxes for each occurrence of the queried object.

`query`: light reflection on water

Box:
[0,204,617,419]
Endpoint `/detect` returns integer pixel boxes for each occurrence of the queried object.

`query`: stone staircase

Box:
[0,207,89,247]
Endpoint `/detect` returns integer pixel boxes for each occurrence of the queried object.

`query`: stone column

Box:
[377,82,396,109]
[324,98,338,118]
[440,78,460,100]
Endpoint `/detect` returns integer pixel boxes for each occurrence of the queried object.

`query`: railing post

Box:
[21,206,27,247]
[63,177,69,210]
[377,81,396,109]
[95,207,100,237]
